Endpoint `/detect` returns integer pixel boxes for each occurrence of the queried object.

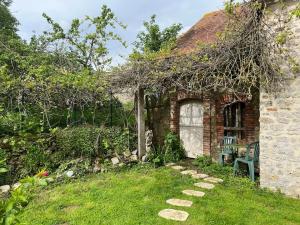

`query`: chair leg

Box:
[248,162,255,182]
[233,160,239,176]
[219,154,224,166]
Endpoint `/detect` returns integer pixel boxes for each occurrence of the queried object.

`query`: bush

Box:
[55,126,100,159]
[148,132,185,166]
[193,155,213,168]
[163,132,185,163]
[20,144,50,178]
[0,134,52,183]
[55,126,137,159]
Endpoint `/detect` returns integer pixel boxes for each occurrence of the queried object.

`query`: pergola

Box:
[111,1,285,159]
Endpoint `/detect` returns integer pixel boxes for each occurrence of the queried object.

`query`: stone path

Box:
[182,189,205,197]
[166,199,193,207]
[194,182,215,189]
[181,170,197,175]
[171,165,186,170]
[204,177,224,183]
[158,209,189,221]
[192,173,209,179]
[158,164,223,222]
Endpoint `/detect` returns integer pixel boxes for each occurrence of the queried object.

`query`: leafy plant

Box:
[21,144,50,177]
[193,155,213,168]
[0,172,49,225]
[163,132,185,163]
[0,160,7,174]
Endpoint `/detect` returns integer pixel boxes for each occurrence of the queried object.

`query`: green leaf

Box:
[0,168,8,173]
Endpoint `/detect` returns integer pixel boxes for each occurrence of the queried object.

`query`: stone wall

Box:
[260,1,300,198]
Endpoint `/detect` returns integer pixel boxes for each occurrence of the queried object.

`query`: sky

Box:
[11,0,227,65]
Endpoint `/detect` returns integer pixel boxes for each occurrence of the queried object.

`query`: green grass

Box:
[19,166,300,225]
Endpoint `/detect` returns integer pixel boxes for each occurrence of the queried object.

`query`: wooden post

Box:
[137,87,146,159]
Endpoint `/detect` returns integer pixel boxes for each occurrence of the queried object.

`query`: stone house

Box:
[147,1,300,198]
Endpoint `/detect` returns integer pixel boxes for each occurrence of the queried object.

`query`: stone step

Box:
[182,189,205,197]
[204,177,224,183]
[194,182,215,189]
[181,170,198,175]
[192,173,209,179]
[158,209,189,221]
[170,165,186,171]
[165,163,176,167]
[166,198,193,207]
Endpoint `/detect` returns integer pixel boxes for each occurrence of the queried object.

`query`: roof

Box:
[175,10,228,54]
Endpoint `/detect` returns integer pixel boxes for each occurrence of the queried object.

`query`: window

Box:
[223,102,245,139]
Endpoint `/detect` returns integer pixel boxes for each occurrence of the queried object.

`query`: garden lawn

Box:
[19,166,300,225]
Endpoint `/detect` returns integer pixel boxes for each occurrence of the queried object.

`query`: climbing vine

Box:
[112,1,300,98]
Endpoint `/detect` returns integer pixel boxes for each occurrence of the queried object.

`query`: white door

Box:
[179,102,204,158]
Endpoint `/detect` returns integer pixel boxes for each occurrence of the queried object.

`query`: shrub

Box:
[193,155,213,168]
[148,132,185,166]
[55,126,100,159]
[55,126,137,159]
[20,144,50,178]
[163,132,185,163]
[0,134,52,182]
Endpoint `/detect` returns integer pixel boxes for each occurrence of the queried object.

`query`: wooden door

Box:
[179,101,204,158]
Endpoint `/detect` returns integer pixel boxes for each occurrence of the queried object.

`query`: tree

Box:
[0,0,18,36]
[42,5,126,71]
[133,15,182,53]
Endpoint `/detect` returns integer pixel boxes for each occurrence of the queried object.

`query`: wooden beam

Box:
[137,87,146,159]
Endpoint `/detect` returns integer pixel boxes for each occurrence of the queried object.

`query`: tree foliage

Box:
[133,15,182,54]
[0,4,128,133]
[42,5,126,71]
[0,0,18,36]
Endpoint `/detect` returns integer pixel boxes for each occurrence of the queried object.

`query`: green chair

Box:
[218,136,237,166]
[233,142,259,181]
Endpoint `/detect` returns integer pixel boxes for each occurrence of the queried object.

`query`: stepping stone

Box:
[171,165,185,170]
[181,170,197,175]
[158,209,189,221]
[182,189,205,197]
[194,182,215,189]
[165,163,176,167]
[204,177,224,183]
[192,173,209,179]
[166,199,193,207]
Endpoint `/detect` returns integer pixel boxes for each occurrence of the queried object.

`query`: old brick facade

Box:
[167,90,259,159]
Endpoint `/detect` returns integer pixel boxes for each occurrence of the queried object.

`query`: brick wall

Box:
[168,91,259,159]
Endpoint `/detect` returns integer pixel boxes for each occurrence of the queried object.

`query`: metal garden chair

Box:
[233,141,259,181]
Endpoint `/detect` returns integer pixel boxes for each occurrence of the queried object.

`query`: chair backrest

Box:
[222,136,237,152]
[245,142,259,162]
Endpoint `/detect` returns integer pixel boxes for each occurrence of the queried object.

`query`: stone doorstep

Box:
[182,189,205,197]
[192,173,209,179]
[180,170,198,175]
[204,177,224,184]
[170,165,186,171]
[194,182,215,190]
[166,199,193,207]
[158,209,189,222]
